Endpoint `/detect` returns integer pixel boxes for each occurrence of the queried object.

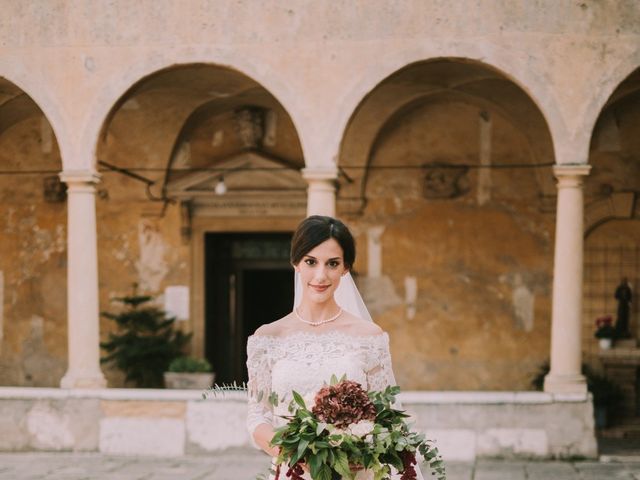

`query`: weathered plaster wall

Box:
[0,117,65,387]
[96,108,191,387]
[342,101,555,390]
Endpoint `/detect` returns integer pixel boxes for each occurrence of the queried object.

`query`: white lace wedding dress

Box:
[246,330,425,480]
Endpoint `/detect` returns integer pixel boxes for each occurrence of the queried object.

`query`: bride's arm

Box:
[364,333,399,395]
[246,335,278,456]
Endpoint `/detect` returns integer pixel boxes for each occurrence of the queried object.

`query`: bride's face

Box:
[295,238,348,304]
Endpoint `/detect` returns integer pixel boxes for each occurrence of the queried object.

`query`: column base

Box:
[543,373,588,394]
[60,370,107,389]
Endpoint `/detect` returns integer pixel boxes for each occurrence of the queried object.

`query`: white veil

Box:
[293,271,373,322]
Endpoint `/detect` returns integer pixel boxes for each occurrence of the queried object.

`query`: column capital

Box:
[301,166,339,182]
[553,164,591,182]
[59,169,101,185]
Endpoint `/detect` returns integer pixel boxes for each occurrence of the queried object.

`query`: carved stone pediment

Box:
[166,150,307,219]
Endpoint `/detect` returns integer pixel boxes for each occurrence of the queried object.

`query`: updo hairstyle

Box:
[290,216,356,270]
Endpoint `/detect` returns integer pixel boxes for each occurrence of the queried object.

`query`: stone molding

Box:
[0,387,588,404]
[59,170,101,189]
[553,164,592,188]
[301,166,339,182]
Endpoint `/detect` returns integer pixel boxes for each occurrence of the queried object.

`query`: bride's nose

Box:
[313,265,329,282]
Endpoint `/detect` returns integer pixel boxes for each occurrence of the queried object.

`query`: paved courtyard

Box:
[0,451,639,480]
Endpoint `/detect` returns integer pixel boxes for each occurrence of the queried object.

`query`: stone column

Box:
[302,167,338,217]
[59,170,106,388]
[544,164,591,394]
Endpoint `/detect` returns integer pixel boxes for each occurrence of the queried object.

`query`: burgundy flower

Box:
[285,462,305,480]
[312,380,376,429]
[400,450,417,480]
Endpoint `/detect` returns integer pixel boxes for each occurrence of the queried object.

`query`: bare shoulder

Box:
[340,311,385,336]
[252,313,296,337]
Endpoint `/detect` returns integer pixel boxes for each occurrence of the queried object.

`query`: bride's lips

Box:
[309,284,330,293]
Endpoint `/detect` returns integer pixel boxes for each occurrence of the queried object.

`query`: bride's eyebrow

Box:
[303,255,342,261]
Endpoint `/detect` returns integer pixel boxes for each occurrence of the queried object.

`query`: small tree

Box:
[100,288,191,388]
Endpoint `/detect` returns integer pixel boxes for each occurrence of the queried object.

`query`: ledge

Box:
[0,387,588,403]
[400,391,589,404]
[0,387,245,402]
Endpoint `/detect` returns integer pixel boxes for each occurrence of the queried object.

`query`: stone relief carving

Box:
[422,162,470,199]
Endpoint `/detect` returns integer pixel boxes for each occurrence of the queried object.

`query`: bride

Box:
[246,215,425,479]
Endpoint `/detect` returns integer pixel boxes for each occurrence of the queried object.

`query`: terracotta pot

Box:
[163,372,215,389]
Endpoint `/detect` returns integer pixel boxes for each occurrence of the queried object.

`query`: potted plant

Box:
[164,356,215,389]
[100,286,191,388]
[595,315,615,349]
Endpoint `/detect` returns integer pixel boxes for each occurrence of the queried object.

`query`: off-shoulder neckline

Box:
[248,330,389,343]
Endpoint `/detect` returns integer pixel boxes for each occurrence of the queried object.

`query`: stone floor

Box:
[1,451,640,480]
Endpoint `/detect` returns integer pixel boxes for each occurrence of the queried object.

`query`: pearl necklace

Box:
[294,307,343,326]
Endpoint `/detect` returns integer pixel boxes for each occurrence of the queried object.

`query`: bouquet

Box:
[269,376,445,480]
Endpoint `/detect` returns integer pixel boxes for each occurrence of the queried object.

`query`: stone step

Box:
[600,418,640,439]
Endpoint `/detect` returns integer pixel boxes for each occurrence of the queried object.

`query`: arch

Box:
[82,53,308,171]
[329,51,563,170]
[337,56,557,211]
[0,65,67,167]
[582,55,640,155]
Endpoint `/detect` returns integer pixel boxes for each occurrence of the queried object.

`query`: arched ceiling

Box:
[0,78,48,138]
[601,68,640,111]
[588,66,640,213]
[339,59,556,211]
[99,64,304,200]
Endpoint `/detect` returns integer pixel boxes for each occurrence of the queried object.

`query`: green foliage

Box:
[202,381,248,400]
[270,384,446,480]
[595,324,616,339]
[168,356,212,373]
[100,292,191,388]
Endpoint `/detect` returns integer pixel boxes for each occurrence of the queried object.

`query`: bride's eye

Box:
[304,258,316,266]
[328,260,341,268]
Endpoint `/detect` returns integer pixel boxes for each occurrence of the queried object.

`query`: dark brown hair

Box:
[290,216,355,269]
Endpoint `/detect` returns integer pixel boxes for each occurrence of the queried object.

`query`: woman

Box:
[246,215,424,479]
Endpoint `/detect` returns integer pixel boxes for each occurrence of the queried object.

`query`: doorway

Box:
[205,233,294,383]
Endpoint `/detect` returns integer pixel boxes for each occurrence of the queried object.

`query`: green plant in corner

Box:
[168,356,213,373]
[100,284,191,388]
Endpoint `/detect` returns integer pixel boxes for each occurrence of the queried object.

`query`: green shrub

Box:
[168,356,213,373]
[100,291,191,388]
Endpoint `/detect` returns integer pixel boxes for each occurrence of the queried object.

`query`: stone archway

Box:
[95,64,305,386]
[583,67,640,426]
[337,58,557,391]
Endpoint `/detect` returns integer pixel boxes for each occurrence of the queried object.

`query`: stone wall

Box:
[0,116,65,387]
[0,387,597,461]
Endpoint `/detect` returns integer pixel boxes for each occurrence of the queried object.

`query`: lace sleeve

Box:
[246,335,274,449]
[364,333,398,392]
